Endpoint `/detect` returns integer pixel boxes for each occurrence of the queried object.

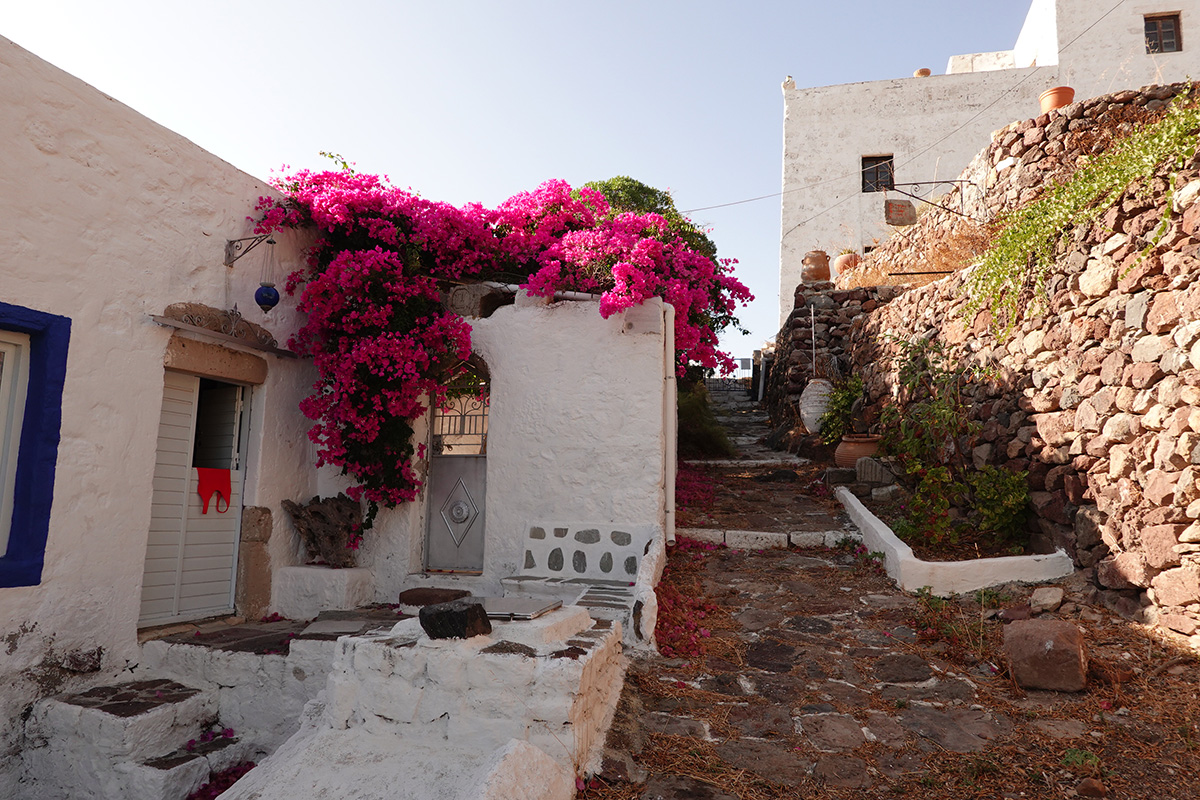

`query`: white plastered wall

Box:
[778,65,1050,321]
[779,0,1200,324]
[0,35,320,780]
[361,296,669,599]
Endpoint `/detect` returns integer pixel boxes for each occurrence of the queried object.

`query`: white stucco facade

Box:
[0,34,320,784]
[361,295,671,600]
[779,0,1200,323]
[1,34,673,794]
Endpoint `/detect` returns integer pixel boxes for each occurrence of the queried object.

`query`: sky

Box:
[3,1,1033,360]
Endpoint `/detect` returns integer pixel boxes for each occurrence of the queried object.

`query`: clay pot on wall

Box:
[834,434,882,468]
[801,250,830,282]
[833,252,861,275]
[1039,86,1075,114]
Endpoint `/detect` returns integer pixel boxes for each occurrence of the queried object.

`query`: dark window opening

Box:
[862,156,895,193]
[192,379,244,469]
[1146,14,1182,53]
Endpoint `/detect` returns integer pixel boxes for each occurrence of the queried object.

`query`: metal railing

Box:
[704,358,754,394]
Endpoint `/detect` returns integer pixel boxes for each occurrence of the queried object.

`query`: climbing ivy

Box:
[967,89,1200,332]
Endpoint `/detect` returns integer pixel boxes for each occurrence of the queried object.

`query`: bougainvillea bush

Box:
[255,169,750,521]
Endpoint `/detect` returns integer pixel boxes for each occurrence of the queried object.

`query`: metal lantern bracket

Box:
[224,234,274,267]
[887,180,981,221]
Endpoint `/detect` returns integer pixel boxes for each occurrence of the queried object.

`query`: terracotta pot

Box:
[1039,86,1075,114]
[801,250,830,282]
[833,252,861,275]
[834,434,882,468]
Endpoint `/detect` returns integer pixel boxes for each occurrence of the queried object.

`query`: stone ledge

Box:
[676,528,854,550]
[274,567,374,620]
[835,487,1074,595]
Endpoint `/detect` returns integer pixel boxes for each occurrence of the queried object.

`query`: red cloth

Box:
[195,468,231,514]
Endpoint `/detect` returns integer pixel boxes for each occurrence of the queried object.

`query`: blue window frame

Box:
[0,301,70,588]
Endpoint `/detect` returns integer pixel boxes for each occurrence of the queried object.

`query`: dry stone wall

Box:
[773,84,1200,638]
[767,283,905,427]
[839,84,1191,286]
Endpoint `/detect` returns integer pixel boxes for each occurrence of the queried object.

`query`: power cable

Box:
[682,0,1131,227]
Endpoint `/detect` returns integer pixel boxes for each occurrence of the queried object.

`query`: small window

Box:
[862,155,895,193]
[1145,14,1182,53]
[0,331,31,555]
[0,302,71,588]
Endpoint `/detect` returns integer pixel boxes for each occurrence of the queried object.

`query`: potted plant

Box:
[833,248,861,276]
[1039,86,1075,114]
[818,375,882,467]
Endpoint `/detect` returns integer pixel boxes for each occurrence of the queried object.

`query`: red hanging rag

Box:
[195,468,231,514]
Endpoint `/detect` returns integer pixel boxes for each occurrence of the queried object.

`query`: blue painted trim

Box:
[0,301,71,588]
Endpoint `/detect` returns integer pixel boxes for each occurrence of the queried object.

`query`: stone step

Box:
[114,735,255,800]
[26,679,217,761]
[22,679,231,800]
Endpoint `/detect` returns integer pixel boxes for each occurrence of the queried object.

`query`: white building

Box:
[778,0,1200,323]
[1,35,671,795]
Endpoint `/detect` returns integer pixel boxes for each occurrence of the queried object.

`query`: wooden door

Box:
[139,371,245,625]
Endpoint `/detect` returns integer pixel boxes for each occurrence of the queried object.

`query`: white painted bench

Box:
[500,523,659,647]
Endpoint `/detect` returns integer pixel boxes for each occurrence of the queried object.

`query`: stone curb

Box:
[835,487,1074,596]
[675,528,858,550]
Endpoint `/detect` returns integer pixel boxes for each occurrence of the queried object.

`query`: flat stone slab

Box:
[713,740,813,785]
[726,703,794,737]
[300,619,374,636]
[641,774,739,799]
[797,713,867,751]
[62,679,199,715]
[873,653,933,683]
[898,706,1012,752]
[814,754,872,788]
[745,640,798,673]
[397,587,471,606]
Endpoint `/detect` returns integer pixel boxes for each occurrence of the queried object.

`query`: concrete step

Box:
[22,678,237,799]
[26,679,216,761]
[114,735,255,800]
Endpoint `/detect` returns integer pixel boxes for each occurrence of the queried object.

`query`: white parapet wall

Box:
[273,567,375,620]
[220,608,625,800]
[138,636,339,754]
[836,487,1075,596]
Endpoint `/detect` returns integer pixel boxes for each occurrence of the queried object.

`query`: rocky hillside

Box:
[775,83,1200,640]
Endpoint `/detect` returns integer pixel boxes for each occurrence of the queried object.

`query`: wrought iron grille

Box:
[704,358,754,393]
[432,360,490,455]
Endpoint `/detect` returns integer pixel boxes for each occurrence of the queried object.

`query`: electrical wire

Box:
[681,0,1131,226]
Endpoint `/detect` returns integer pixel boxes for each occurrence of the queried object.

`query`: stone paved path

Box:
[589,387,1200,800]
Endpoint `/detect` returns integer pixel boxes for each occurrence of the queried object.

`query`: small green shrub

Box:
[819,375,864,444]
[1061,748,1101,772]
[677,383,736,458]
[966,465,1030,545]
[969,89,1200,332]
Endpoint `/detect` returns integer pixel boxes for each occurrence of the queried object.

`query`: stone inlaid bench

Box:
[501,523,658,647]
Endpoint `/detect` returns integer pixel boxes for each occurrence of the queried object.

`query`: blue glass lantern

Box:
[255,282,280,312]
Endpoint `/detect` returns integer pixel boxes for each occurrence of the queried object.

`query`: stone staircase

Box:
[21,679,256,800]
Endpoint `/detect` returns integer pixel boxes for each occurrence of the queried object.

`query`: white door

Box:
[139,371,246,625]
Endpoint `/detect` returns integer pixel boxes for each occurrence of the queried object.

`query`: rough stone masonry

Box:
[771,83,1200,643]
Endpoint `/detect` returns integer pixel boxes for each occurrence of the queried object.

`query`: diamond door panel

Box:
[425,454,486,572]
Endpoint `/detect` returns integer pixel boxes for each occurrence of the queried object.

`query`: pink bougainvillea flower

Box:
[255,171,750,525]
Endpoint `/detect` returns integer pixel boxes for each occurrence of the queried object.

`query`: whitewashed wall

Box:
[779,0,1200,324]
[778,66,1048,321]
[0,35,319,783]
[362,297,669,598]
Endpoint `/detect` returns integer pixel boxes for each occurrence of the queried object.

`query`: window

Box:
[0,331,31,556]
[0,302,71,588]
[1145,14,1182,53]
[862,155,895,193]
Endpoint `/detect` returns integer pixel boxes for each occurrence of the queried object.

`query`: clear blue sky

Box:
[4,1,1033,359]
